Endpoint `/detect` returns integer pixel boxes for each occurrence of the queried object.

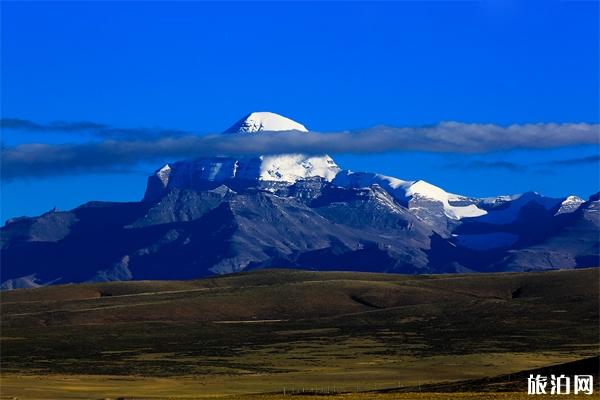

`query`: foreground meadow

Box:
[1,269,598,399]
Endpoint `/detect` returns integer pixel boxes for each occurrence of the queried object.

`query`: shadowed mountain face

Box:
[1,181,598,288]
[1,183,433,287]
[1,113,598,288]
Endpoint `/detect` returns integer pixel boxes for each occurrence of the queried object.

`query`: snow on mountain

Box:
[331,170,413,196]
[224,112,308,133]
[146,112,573,229]
[405,180,487,220]
[260,154,339,182]
[3,111,598,288]
[555,195,585,215]
[332,170,487,220]
[476,192,563,224]
[144,156,336,201]
[144,113,338,201]
[0,274,43,290]
[479,193,523,206]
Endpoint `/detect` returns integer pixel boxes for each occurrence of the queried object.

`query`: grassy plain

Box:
[1,268,598,399]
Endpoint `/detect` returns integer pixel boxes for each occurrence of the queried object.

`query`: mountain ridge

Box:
[2,112,598,289]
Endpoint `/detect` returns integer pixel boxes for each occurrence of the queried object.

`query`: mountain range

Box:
[2,112,598,289]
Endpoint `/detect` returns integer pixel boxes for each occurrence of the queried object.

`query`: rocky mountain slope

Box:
[1,112,598,289]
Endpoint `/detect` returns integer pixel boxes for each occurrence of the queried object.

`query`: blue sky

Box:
[1,1,599,222]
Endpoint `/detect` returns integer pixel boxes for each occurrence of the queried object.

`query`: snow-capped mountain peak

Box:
[555,195,585,215]
[405,180,487,220]
[332,171,487,221]
[144,113,335,200]
[224,112,308,134]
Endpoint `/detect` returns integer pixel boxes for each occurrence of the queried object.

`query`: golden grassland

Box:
[0,374,594,400]
[1,269,598,400]
[0,343,595,399]
[0,374,593,400]
[236,395,594,400]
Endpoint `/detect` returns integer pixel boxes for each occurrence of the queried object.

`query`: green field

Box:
[1,268,598,399]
